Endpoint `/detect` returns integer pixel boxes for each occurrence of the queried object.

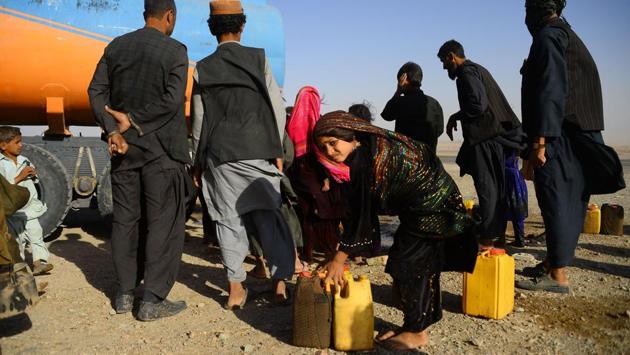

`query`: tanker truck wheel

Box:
[97,163,113,231]
[22,144,72,242]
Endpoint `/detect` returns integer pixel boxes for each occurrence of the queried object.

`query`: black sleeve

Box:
[128,45,189,136]
[427,97,444,138]
[381,95,402,122]
[529,27,569,138]
[456,67,488,118]
[87,50,117,135]
[338,143,376,255]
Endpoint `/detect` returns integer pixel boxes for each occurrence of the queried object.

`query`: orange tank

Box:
[0,1,286,239]
[0,1,285,135]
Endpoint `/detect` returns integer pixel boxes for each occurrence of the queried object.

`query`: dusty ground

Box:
[1,144,629,354]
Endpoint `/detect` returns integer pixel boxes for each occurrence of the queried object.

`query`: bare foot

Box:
[37,281,48,293]
[273,280,290,305]
[226,282,246,308]
[381,330,429,350]
[375,330,397,342]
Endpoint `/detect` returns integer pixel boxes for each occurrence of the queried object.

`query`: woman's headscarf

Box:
[314,111,418,151]
[286,87,350,182]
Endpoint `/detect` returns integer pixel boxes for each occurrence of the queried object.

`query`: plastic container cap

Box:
[489,248,506,256]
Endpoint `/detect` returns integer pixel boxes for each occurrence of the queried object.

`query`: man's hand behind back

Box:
[105,106,131,134]
[108,133,129,156]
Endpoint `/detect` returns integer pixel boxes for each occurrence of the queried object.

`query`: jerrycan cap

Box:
[489,248,506,256]
[358,275,369,281]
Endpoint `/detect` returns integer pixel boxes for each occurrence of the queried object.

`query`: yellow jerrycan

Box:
[583,203,601,234]
[463,199,475,216]
[333,272,374,351]
[462,248,514,320]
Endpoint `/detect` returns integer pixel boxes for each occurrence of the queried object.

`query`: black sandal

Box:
[516,275,569,294]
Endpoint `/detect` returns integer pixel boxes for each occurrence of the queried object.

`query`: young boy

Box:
[0,126,52,275]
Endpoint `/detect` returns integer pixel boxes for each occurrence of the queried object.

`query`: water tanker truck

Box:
[0,0,285,239]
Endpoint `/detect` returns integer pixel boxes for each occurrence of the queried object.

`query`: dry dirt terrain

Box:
[1,144,629,354]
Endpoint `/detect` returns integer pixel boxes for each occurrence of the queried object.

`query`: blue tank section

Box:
[0,0,285,86]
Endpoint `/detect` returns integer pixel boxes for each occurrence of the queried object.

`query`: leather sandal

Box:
[516,274,570,294]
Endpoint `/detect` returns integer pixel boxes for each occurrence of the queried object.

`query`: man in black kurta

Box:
[88,0,190,320]
[517,0,623,293]
[437,40,523,248]
[381,62,444,152]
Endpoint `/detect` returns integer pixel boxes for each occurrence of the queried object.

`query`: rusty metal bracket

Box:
[45,97,71,136]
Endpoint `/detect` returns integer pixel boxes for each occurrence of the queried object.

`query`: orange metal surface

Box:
[0,9,193,127]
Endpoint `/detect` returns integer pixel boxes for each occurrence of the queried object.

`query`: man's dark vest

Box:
[550,20,604,131]
[460,61,521,146]
[194,43,283,169]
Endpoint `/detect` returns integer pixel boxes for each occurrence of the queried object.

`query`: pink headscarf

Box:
[286,86,350,183]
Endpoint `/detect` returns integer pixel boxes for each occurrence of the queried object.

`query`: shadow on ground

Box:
[0,313,32,337]
[579,242,630,258]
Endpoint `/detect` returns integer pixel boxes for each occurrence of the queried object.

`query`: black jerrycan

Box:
[292,273,332,349]
[601,204,624,236]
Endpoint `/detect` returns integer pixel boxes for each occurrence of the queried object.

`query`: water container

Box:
[583,204,601,234]
[333,273,374,351]
[601,204,624,236]
[464,199,475,216]
[293,273,332,349]
[463,249,514,320]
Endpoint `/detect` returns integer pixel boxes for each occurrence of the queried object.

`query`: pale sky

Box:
[273,0,630,145]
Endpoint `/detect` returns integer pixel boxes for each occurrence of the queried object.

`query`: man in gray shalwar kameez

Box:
[191,0,294,309]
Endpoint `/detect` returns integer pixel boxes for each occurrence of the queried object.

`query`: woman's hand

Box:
[321,251,348,290]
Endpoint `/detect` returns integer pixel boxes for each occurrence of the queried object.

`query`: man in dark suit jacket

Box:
[88,0,190,321]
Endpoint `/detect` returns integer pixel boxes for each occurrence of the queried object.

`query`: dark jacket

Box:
[194,42,283,169]
[381,89,444,151]
[88,27,191,167]
[521,18,604,139]
[455,61,521,146]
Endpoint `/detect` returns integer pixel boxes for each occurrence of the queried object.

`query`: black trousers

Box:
[110,155,187,299]
[458,139,507,239]
[534,131,597,268]
[386,232,445,332]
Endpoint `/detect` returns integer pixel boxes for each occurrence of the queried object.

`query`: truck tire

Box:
[97,163,113,230]
[22,144,72,242]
